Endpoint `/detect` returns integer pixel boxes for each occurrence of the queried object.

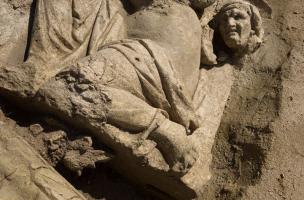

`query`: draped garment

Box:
[27,0,126,67]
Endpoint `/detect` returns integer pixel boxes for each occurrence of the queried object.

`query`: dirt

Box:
[200,0,304,199]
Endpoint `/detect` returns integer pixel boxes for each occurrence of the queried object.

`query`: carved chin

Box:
[224,36,247,50]
[224,37,239,49]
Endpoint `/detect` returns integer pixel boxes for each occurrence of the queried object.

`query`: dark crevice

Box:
[24,0,37,61]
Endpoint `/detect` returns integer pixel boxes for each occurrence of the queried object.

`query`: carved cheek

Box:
[238,20,251,40]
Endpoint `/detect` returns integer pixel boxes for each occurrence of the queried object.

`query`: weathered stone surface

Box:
[0,0,303,200]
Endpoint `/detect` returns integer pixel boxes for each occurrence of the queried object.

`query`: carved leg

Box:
[0,49,200,175]
[32,54,200,174]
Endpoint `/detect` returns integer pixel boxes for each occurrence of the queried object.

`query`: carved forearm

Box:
[0,60,71,103]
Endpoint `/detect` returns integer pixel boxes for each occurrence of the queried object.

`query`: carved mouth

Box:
[226,30,239,37]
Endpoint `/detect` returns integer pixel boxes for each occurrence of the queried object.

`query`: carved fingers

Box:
[170,134,201,175]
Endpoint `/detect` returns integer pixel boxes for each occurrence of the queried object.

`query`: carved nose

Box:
[227,17,236,27]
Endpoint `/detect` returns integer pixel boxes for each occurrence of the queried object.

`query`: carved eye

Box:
[234,13,247,20]
[234,14,241,20]
[222,11,231,20]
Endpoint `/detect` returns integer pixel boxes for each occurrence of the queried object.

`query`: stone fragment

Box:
[64,136,113,176]
[29,124,44,136]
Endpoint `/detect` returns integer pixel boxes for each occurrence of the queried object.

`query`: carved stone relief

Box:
[5,0,301,200]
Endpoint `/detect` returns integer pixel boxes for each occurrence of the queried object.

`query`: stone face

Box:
[0,0,303,200]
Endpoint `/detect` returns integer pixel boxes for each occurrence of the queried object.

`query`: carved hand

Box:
[148,118,201,175]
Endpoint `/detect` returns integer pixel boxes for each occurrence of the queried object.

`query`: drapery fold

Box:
[98,39,201,131]
[27,0,126,67]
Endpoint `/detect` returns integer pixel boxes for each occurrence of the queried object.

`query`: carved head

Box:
[217,0,264,53]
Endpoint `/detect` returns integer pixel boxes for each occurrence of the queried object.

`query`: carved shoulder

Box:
[127,2,202,97]
[127,2,201,45]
